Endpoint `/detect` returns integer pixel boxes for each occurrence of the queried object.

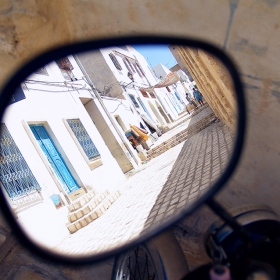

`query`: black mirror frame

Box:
[0,35,246,265]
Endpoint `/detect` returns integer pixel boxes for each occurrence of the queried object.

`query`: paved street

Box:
[55,109,234,255]
[152,104,210,149]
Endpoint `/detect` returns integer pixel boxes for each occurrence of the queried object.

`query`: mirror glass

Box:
[0,44,237,256]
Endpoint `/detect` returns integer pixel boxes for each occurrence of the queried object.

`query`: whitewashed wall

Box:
[2,58,127,248]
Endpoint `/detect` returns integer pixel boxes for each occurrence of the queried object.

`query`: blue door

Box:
[137,97,154,121]
[30,125,80,194]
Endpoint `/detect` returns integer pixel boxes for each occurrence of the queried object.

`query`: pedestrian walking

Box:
[193,88,204,106]
[185,92,198,111]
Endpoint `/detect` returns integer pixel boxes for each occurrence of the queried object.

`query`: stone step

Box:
[148,113,215,156]
[147,113,216,160]
[153,112,215,152]
[66,190,121,234]
[67,190,110,223]
[67,189,99,213]
[165,104,208,132]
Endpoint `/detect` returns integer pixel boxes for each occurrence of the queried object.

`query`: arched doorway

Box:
[155,100,171,123]
[148,101,165,126]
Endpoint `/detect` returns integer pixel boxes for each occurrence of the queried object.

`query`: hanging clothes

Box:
[135,126,148,134]
[142,119,156,133]
[130,125,149,141]
[140,122,147,130]
[140,115,158,131]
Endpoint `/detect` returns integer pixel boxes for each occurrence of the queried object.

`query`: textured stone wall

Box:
[174,46,236,129]
[0,0,280,277]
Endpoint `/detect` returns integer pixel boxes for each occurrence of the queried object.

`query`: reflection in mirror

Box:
[0,44,237,256]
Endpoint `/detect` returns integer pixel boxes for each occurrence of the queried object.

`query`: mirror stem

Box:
[206,198,251,242]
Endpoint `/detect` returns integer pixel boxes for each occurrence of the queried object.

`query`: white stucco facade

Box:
[99,46,183,129]
[1,56,127,247]
[0,46,190,248]
[175,69,196,98]
[152,63,188,116]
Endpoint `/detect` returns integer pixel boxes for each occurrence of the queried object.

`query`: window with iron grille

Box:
[109,53,122,71]
[128,94,140,108]
[66,119,100,160]
[0,124,41,199]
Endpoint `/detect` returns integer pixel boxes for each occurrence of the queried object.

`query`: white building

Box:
[76,46,184,139]
[1,55,127,247]
[126,46,181,124]
[169,64,195,96]
[153,63,188,115]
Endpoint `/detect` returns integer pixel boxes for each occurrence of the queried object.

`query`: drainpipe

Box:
[73,55,139,166]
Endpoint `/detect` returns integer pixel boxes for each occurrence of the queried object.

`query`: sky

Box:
[132,45,177,69]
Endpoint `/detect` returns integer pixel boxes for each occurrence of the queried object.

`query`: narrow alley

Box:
[55,106,233,255]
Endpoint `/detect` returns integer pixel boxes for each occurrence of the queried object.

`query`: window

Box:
[66,119,100,160]
[56,57,74,71]
[109,53,122,71]
[56,57,77,81]
[34,67,48,76]
[149,91,156,98]
[123,58,131,72]
[140,89,149,98]
[174,91,181,101]
[128,94,140,108]
[60,68,77,81]
[126,58,136,73]
[137,98,154,121]
[166,86,171,92]
[133,63,143,77]
[9,86,26,105]
[0,124,41,199]
[136,63,145,77]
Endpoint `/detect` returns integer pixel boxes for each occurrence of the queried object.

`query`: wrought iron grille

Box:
[0,124,41,199]
[66,119,100,160]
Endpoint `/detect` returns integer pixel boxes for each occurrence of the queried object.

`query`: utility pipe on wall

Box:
[73,55,139,166]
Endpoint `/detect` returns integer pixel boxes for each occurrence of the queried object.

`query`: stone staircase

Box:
[165,104,209,132]
[66,189,121,234]
[147,112,216,160]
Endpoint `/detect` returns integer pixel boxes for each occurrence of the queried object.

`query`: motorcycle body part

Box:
[112,230,189,280]
[204,204,280,279]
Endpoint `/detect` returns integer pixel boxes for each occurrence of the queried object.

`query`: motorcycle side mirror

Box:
[0,36,245,264]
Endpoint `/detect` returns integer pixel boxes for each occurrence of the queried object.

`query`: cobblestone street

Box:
[55,109,234,255]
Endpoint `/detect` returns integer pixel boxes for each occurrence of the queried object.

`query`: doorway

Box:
[115,115,127,131]
[29,125,80,194]
[148,101,165,126]
[155,101,170,123]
